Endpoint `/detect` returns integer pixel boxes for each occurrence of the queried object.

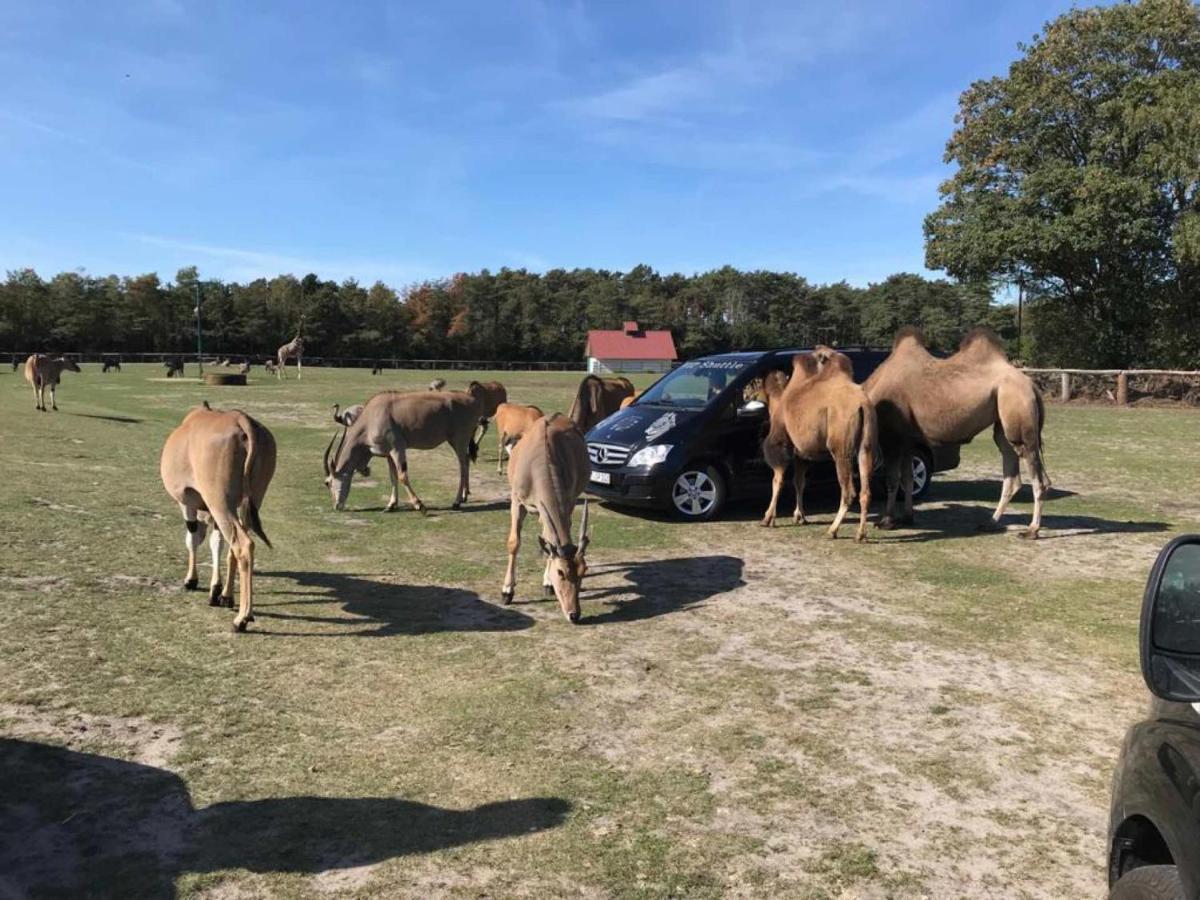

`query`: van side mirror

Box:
[1141,535,1200,702]
[737,399,766,418]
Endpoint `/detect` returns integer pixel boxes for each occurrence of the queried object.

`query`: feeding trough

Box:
[203,372,247,386]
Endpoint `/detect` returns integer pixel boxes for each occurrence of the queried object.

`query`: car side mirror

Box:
[737,399,766,418]
[1141,535,1200,702]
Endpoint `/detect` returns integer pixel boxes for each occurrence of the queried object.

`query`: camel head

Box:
[790,353,823,384]
[812,346,853,378]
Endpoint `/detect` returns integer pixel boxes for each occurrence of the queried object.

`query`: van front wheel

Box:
[670,465,725,522]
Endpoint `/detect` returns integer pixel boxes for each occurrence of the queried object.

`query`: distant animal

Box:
[217,358,232,368]
[164,357,185,378]
[568,375,635,432]
[501,414,593,623]
[23,354,81,412]
[322,390,482,512]
[101,354,121,373]
[238,360,251,375]
[276,333,304,380]
[493,402,545,474]
[10,354,19,372]
[159,401,276,632]
[619,390,644,409]
[760,348,876,542]
[429,378,446,391]
[372,361,385,375]
[865,327,1050,538]
[264,359,279,376]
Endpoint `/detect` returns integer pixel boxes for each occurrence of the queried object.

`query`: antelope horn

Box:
[322,428,340,476]
[578,498,591,555]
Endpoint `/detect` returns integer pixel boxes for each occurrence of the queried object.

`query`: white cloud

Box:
[126,234,436,285]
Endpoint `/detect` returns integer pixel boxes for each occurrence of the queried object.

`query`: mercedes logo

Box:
[594,447,607,463]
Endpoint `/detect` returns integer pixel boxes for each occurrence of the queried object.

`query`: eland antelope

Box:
[323,390,482,512]
[568,375,634,432]
[24,354,81,412]
[493,402,544,474]
[160,402,276,631]
[501,414,592,623]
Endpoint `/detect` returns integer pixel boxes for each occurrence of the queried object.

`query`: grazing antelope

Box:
[323,390,482,512]
[494,402,545,474]
[101,355,121,373]
[164,356,185,378]
[501,414,593,623]
[160,402,276,632]
[429,378,446,391]
[276,333,304,379]
[761,348,876,542]
[568,375,635,432]
[264,358,279,376]
[238,360,252,375]
[24,354,81,412]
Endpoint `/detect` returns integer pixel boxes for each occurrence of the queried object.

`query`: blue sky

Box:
[1,1,1082,288]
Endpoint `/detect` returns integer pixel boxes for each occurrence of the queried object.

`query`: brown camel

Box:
[760,348,876,542]
[865,327,1050,538]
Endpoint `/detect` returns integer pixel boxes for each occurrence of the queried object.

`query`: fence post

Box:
[1116,371,1128,406]
[1060,372,1071,402]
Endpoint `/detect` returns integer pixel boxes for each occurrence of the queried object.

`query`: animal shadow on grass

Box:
[579,555,745,624]
[68,412,143,424]
[884,500,1170,543]
[254,571,534,636]
[0,738,569,900]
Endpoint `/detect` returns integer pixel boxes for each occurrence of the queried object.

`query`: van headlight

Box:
[628,444,672,468]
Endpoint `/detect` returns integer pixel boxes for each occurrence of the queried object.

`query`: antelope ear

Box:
[537,536,556,557]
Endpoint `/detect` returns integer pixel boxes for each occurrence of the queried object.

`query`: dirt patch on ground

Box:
[0,703,183,768]
[546,533,1140,898]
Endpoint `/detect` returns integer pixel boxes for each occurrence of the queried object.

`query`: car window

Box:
[1153,543,1200,654]
[638,358,753,408]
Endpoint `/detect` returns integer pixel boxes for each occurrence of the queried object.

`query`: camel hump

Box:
[892,326,927,350]
[959,327,1006,355]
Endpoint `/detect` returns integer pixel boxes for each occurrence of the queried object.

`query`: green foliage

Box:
[925,0,1200,368]
[0,263,1010,361]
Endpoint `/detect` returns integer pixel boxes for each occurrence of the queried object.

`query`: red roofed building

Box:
[584,321,678,374]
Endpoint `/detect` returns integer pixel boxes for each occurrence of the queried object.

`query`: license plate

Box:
[589,471,611,485]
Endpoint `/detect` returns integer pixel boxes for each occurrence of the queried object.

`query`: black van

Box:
[1106,534,1200,899]
[583,348,960,521]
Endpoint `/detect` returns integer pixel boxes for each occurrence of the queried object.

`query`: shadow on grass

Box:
[879,502,1170,543]
[254,571,534,636]
[68,412,143,424]
[930,478,1078,504]
[0,738,569,899]
[578,555,745,624]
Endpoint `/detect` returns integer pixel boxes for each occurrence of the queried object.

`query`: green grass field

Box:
[2,363,1198,898]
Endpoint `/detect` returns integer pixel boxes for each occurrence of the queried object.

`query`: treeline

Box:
[0,264,1022,363]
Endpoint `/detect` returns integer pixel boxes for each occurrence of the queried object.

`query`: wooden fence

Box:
[1023,368,1200,404]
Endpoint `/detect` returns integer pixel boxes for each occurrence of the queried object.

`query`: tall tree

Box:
[925,0,1200,367]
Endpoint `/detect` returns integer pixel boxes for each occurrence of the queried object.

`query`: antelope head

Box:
[537,499,592,624]
[322,426,368,510]
[59,357,81,373]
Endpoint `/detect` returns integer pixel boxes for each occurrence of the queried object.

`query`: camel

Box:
[760,348,876,542]
[276,333,303,380]
[493,402,545,474]
[865,327,1050,538]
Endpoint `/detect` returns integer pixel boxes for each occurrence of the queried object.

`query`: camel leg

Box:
[1020,444,1051,540]
[899,451,915,525]
[501,500,526,604]
[989,428,1022,530]
[792,463,808,525]
[180,501,205,590]
[389,448,425,513]
[876,452,902,529]
[760,464,787,527]
[855,442,873,544]
[207,526,224,605]
[827,456,856,539]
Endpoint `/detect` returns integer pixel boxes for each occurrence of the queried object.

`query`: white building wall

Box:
[588,357,673,374]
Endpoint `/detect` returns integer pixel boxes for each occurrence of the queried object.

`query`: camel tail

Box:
[468,434,480,463]
[1033,389,1051,489]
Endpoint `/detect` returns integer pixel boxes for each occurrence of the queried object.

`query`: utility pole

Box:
[1016,276,1024,361]
[194,282,203,376]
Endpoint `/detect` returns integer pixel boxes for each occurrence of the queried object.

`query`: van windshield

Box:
[636,358,754,408]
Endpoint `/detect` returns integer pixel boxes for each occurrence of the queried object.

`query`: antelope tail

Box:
[240,419,273,549]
